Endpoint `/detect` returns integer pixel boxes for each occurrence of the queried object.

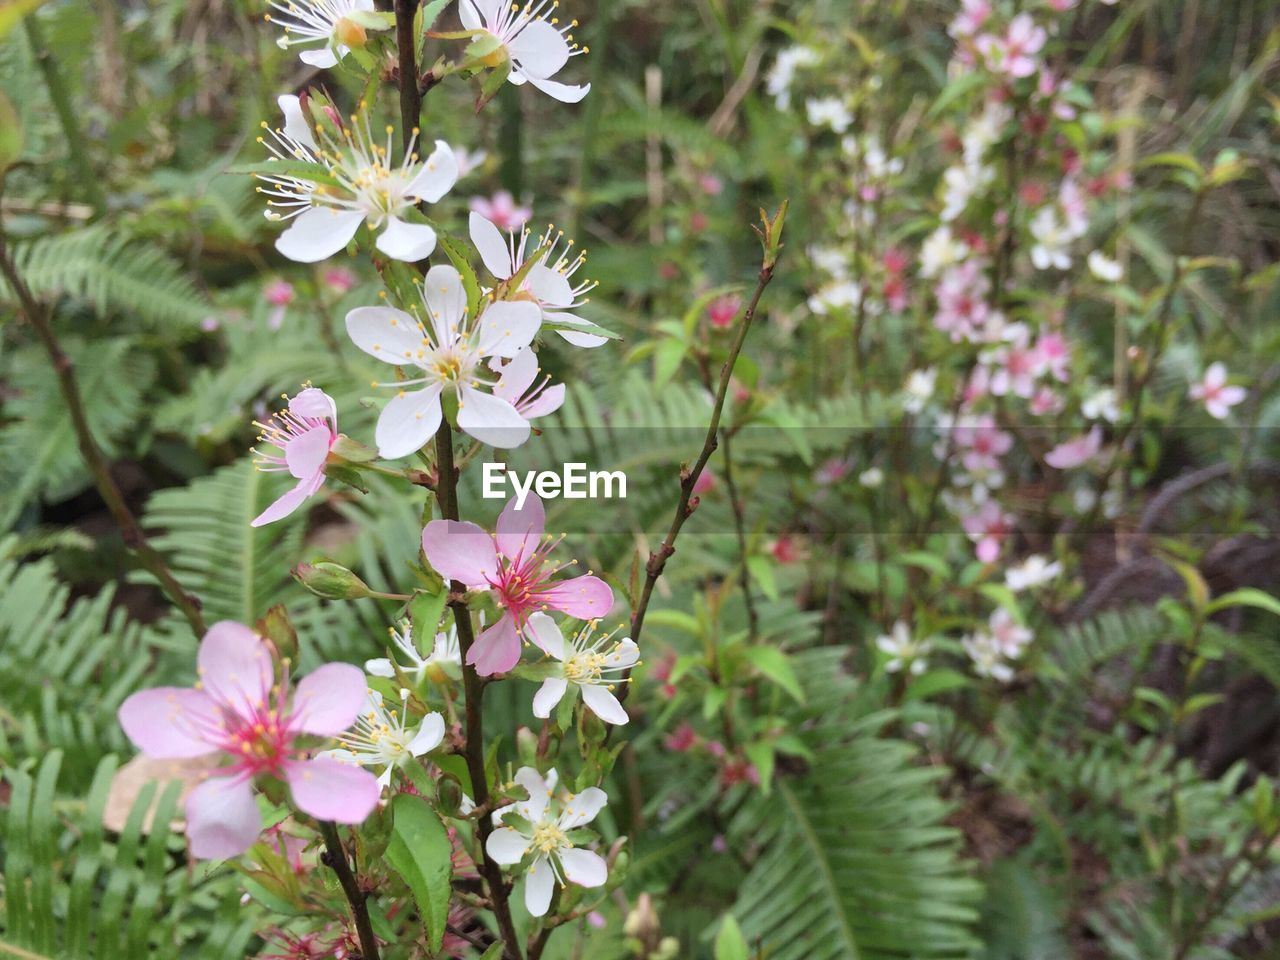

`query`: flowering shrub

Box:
[1,1,1279,959]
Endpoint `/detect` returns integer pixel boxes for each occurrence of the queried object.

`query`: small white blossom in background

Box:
[525,612,639,725]
[805,96,853,133]
[1082,387,1120,423]
[859,467,884,489]
[1005,555,1062,592]
[904,367,938,414]
[808,279,862,316]
[766,45,820,110]
[876,621,933,675]
[257,97,458,263]
[1029,207,1071,270]
[486,767,609,917]
[987,608,1033,658]
[1189,362,1247,420]
[920,226,970,278]
[1087,250,1123,282]
[324,688,445,789]
[963,631,1014,683]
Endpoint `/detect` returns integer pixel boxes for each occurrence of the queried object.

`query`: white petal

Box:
[299,47,339,68]
[524,265,574,308]
[557,786,607,829]
[581,684,629,725]
[277,94,317,151]
[458,0,485,31]
[422,264,467,344]
[486,827,530,865]
[345,305,426,365]
[491,348,539,403]
[603,638,640,670]
[375,218,438,262]
[376,385,444,459]
[508,20,570,79]
[521,383,565,419]
[408,712,446,756]
[456,385,530,449]
[364,657,395,678]
[275,208,365,263]
[523,73,590,103]
[524,857,556,917]
[559,847,608,888]
[406,140,459,204]
[475,300,542,358]
[470,212,515,280]
[525,611,565,659]
[532,677,568,718]
[513,766,552,823]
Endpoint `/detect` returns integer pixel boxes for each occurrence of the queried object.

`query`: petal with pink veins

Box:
[284,424,332,480]
[186,776,262,860]
[466,614,522,676]
[539,575,614,620]
[285,757,381,823]
[422,519,500,586]
[289,662,367,736]
[251,473,323,528]
[495,493,545,560]
[118,687,222,758]
[197,622,273,719]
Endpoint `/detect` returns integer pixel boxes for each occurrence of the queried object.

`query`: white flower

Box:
[268,0,377,68]
[1029,207,1071,270]
[345,264,542,455]
[987,608,1033,658]
[876,621,932,675]
[962,632,1014,683]
[525,612,637,725]
[486,767,609,917]
[940,162,993,222]
[805,96,853,133]
[920,226,969,278]
[962,102,1010,166]
[469,213,605,347]
[808,280,862,315]
[904,367,938,414]
[459,0,590,103]
[258,97,459,263]
[808,245,850,280]
[326,688,445,788]
[1087,250,1123,282]
[452,145,490,178]
[366,620,463,685]
[1082,386,1120,423]
[1005,555,1062,592]
[766,46,820,109]
[1189,362,1247,420]
[859,467,884,488]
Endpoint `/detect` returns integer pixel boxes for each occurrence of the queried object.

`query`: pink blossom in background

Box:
[954,415,1013,473]
[251,387,339,527]
[490,348,566,423]
[988,607,1033,657]
[690,210,709,233]
[815,457,851,485]
[707,294,741,329]
[693,469,717,495]
[977,13,1047,78]
[1029,386,1063,416]
[1189,362,1247,419]
[469,190,531,232]
[322,266,356,294]
[117,622,379,859]
[962,499,1016,563]
[934,260,991,342]
[664,723,698,752]
[1036,330,1071,381]
[1045,426,1103,469]
[264,278,295,330]
[698,173,724,195]
[421,494,614,676]
[987,326,1042,399]
[949,0,992,38]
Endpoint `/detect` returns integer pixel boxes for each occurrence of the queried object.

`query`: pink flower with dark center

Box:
[117,622,379,859]
[954,415,1013,473]
[949,0,992,38]
[977,13,1046,78]
[469,190,531,232]
[1044,426,1103,470]
[1189,362,1247,420]
[421,494,614,675]
[323,266,356,294]
[934,260,991,342]
[251,387,339,527]
[707,294,741,329]
[1036,331,1071,381]
[264,279,295,330]
[962,499,1015,563]
[987,328,1042,399]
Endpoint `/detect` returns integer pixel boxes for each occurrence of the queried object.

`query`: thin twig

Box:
[394,0,422,153]
[0,224,207,637]
[719,429,759,639]
[318,821,381,960]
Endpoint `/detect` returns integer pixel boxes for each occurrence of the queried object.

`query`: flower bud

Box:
[294,561,373,600]
[256,604,299,660]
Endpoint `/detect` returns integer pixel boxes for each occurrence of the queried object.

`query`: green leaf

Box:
[715,915,750,960]
[1205,587,1280,618]
[410,589,448,655]
[1138,152,1205,177]
[478,945,504,960]
[385,794,453,952]
[542,314,623,341]
[225,159,342,188]
[904,668,973,701]
[0,90,21,171]
[747,555,780,602]
[740,647,804,704]
[0,0,48,39]
[419,0,453,30]
[437,232,484,317]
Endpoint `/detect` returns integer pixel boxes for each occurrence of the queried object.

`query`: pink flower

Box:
[962,500,1015,563]
[698,173,724,196]
[1036,331,1071,381]
[934,260,991,342]
[988,607,1033,657]
[664,723,698,752]
[421,495,614,675]
[954,415,1013,473]
[1045,426,1103,469]
[117,622,379,859]
[490,348,566,422]
[977,13,1046,78]
[323,266,356,294]
[949,0,991,38]
[251,387,339,527]
[693,470,717,495]
[707,294,741,330]
[1189,362,1246,420]
[1029,386,1063,416]
[987,328,1042,399]
[264,279,295,307]
[469,190,531,232]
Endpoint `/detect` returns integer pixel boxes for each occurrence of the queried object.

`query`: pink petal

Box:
[118,687,222,758]
[288,663,367,736]
[186,776,262,860]
[422,520,499,587]
[467,614,522,676]
[284,424,332,480]
[977,536,1000,564]
[496,493,545,560]
[288,387,336,423]
[521,383,565,420]
[250,474,322,528]
[198,622,273,719]
[285,757,381,823]
[539,575,614,621]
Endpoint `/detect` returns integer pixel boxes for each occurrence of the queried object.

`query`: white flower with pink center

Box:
[985,325,1042,399]
[953,414,1013,474]
[459,0,591,103]
[949,0,992,39]
[962,499,1015,563]
[1189,362,1246,420]
[421,494,614,676]
[470,212,605,347]
[525,612,638,724]
[117,622,379,859]
[486,767,609,917]
[251,387,339,527]
[987,607,1033,658]
[490,348,567,421]
[257,97,458,263]
[345,264,542,456]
